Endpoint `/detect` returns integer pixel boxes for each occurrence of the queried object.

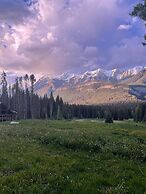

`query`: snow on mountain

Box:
[58,72,76,81]
[119,66,144,80]
[79,68,123,82]
[34,66,146,95]
[2,66,146,89]
[79,69,108,82]
[34,74,66,91]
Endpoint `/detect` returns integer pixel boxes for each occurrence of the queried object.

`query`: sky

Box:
[0,0,146,77]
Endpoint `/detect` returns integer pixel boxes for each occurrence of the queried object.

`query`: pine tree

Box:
[30,74,36,119]
[57,105,63,120]
[49,92,54,119]
[131,0,146,45]
[1,72,9,107]
[24,75,29,119]
[24,74,29,90]
[135,105,143,122]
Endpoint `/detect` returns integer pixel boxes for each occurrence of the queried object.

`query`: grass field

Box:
[0,120,146,194]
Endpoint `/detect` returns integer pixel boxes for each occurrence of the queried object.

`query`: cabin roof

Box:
[0,102,17,115]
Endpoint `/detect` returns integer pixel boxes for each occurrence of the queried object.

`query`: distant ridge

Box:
[33,66,146,105]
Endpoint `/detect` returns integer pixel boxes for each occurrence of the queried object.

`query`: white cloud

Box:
[0,0,145,75]
[118,24,132,30]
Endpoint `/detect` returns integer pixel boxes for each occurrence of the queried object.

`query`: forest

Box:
[0,71,146,122]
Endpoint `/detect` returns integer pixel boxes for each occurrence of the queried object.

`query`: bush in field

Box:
[104,110,113,123]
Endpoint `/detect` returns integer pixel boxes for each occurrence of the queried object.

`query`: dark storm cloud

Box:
[0,0,33,23]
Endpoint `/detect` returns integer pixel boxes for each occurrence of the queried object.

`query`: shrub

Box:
[104,110,113,123]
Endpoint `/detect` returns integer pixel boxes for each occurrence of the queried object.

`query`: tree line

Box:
[0,72,65,120]
[0,71,146,122]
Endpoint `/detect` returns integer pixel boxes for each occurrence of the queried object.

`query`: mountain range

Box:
[33,66,146,105]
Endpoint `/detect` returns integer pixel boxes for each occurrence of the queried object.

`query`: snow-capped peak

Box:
[33,65,146,93]
[120,66,144,80]
[58,72,76,81]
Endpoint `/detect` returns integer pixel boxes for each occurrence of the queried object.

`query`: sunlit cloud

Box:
[0,0,145,76]
[118,24,132,30]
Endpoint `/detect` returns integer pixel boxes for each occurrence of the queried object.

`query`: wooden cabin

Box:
[0,102,17,122]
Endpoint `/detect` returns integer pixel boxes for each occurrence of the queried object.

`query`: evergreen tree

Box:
[30,74,36,119]
[1,72,9,107]
[57,105,63,120]
[24,75,30,119]
[135,105,143,122]
[49,92,54,119]
[142,110,146,122]
[24,74,29,90]
[131,0,146,45]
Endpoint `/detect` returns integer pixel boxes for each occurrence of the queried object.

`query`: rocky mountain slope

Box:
[34,66,146,104]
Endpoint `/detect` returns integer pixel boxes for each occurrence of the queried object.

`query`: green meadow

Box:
[0,120,146,194]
